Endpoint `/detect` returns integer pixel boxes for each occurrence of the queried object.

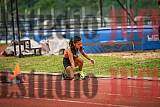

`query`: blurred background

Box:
[0,0,159,56]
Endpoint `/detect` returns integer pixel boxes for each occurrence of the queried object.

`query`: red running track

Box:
[0,74,160,107]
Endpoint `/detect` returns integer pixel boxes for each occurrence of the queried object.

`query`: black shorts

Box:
[63,57,71,69]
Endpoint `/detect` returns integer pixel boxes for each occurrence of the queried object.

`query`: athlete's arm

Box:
[68,50,75,68]
[79,48,95,64]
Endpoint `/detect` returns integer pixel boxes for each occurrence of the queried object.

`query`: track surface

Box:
[0,74,160,107]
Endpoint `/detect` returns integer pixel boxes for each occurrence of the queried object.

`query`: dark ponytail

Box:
[69,38,75,51]
[69,36,81,53]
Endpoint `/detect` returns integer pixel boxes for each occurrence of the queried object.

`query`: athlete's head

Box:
[69,35,82,50]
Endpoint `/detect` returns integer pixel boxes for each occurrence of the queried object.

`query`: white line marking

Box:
[22,96,131,107]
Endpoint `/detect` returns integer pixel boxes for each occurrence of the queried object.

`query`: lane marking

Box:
[22,96,131,107]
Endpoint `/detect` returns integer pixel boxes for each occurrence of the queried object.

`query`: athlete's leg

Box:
[74,57,85,79]
[74,57,84,71]
[65,66,74,80]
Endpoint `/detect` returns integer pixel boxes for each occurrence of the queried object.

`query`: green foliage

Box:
[1,0,159,17]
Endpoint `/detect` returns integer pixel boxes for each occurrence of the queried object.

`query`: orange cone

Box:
[13,63,21,77]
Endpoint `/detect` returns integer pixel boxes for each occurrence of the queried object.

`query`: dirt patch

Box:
[90,50,160,60]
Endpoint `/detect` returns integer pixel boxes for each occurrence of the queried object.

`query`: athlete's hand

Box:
[71,66,76,71]
[90,59,95,64]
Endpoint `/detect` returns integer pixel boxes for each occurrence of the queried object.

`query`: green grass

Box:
[0,55,160,77]
[0,42,9,45]
[0,43,8,46]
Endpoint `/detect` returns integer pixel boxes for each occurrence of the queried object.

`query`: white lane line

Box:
[22,96,131,107]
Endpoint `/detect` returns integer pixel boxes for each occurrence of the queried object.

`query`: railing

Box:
[0,15,160,43]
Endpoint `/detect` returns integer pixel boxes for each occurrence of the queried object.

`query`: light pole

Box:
[10,0,17,56]
[2,0,8,44]
[99,0,103,27]
[116,0,136,25]
[15,0,22,58]
[158,0,160,40]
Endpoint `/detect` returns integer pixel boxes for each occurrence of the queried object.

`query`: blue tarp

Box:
[8,25,159,53]
[81,25,160,53]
